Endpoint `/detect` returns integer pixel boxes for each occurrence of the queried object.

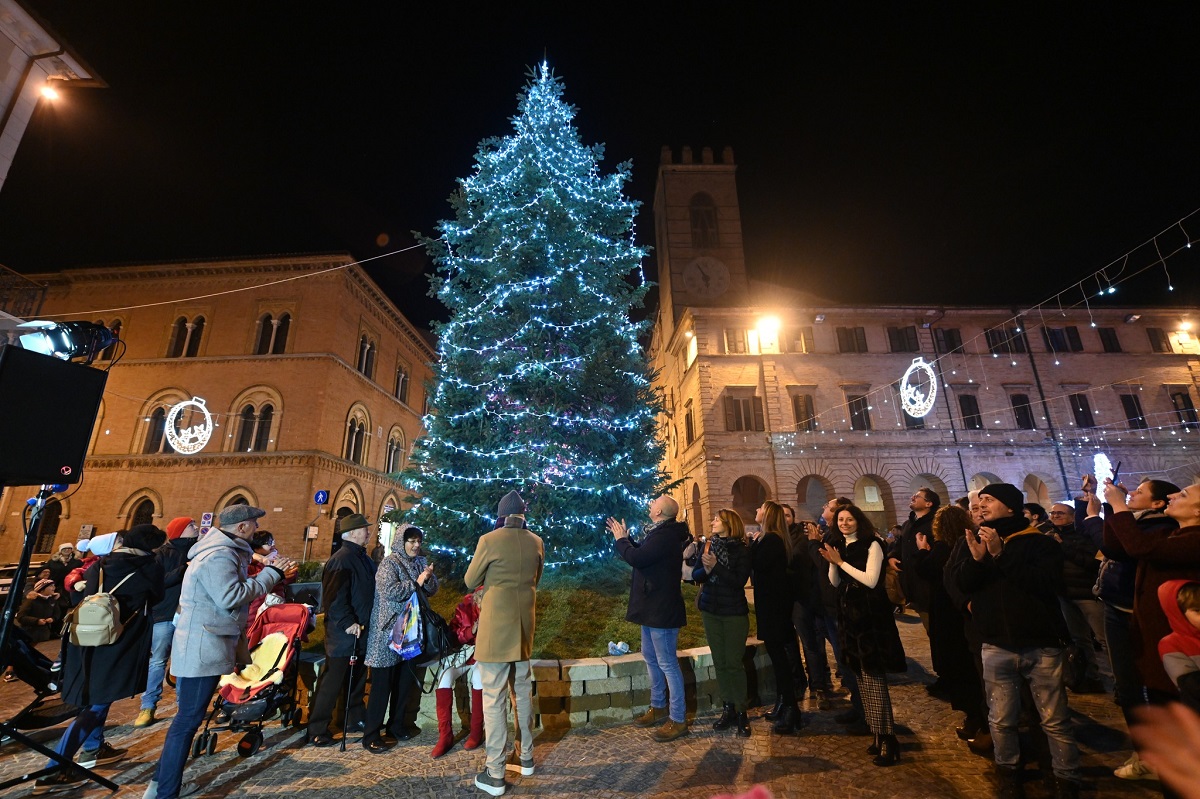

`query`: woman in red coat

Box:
[430,587,485,758]
[1103,478,1200,702]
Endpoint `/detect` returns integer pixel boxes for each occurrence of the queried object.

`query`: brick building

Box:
[649,146,1200,530]
[0,254,434,562]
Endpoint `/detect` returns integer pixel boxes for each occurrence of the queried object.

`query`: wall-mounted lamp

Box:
[813,314,826,324]
[1124,314,1141,323]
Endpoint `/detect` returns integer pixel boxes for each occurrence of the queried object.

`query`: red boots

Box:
[463,688,484,750]
[431,687,485,758]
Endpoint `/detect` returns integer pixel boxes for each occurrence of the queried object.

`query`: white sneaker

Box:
[505,754,534,776]
[1114,753,1158,780]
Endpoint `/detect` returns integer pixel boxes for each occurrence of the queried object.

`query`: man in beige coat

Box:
[464,491,544,797]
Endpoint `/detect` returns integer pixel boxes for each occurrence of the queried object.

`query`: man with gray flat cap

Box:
[307,512,378,747]
[147,504,297,799]
[466,491,544,797]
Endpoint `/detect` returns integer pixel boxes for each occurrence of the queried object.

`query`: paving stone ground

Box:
[0,612,1162,798]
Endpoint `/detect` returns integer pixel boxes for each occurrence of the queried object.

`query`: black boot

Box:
[764,696,784,721]
[1052,777,1080,799]
[872,734,899,766]
[735,711,751,738]
[772,703,802,734]
[995,765,1025,799]
[713,703,736,731]
[866,734,881,755]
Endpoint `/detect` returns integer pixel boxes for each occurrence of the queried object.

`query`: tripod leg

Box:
[0,721,118,792]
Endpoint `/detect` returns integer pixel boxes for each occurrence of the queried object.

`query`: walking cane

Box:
[341,629,360,752]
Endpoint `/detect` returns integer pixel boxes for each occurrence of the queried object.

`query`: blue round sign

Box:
[314,490,329,505]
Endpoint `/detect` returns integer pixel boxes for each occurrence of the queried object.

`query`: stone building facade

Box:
[0,254,434,562]
[649,146,1200,531]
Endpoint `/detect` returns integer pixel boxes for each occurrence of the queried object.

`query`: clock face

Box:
[682,257,730,298]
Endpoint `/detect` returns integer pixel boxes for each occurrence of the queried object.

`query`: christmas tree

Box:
[398,64,670,568]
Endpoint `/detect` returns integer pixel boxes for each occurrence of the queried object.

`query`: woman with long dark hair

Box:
[694,508,753,736]
[751,500,805,733]
[819,504,906,766]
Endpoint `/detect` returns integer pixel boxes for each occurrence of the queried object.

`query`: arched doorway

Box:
[331,505,354,556]
[731,475,768,526]
[1023,474,1053,507]
[130,498,155,528]
[908,473,950,506]
[853,475,895,533]
[32,499,63,554]
[796,475,833,522]
[968,472,1003,493]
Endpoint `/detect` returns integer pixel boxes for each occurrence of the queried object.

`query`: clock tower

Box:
[653,145,751,338]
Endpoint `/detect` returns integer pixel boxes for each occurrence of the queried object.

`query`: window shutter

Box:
[1066,326,1083,351]
[724,396,737,431]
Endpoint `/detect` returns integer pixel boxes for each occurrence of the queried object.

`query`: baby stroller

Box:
[193,603,311,758]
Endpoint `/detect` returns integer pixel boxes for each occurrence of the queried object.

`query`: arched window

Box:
[236,405,256,450]
[131,498,155,527]
[343,408,370,465]
[273,313,290,354]
[254,313,291,355]
[689,192,719,249]
[254,405,274,451]
[185,316,205,357]
[167,315,205,358]
[166,317,188,358]
[255,314,274,355]
[395,363,410,404]
[225,495,249,507]
[385,429,406,472]
[357,335,376,379]
[144,407,168,454]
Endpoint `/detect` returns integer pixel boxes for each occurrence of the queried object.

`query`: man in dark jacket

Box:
[136,516,199,728]
[308,513,377,746]
[607,495,690,742]
[888,488,939,625]
[958,483,1081,799]
[1047,502,1107,692]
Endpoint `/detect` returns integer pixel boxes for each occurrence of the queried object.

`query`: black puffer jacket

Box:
[1052,522,1102,601]
[321,539,377,657]
[693,535,750,616]
[61,549,164,706]
[956,516,1069,650]
[616,519,690,629]
[151,536,198,622]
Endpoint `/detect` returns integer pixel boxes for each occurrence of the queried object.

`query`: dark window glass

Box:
[1171,389,1199,429]
[684,403,696,444]
[184,317,204,357]
[272,314,290,354]
[254,405,274,451]
[887,325,919,352]
[1043,326,1083,352]
[1069,393,1095,428]
[793,394,816,431]
[395,365,410,403]
[786,326,814,354]
[959,394,983,429]
[724,395,765,432]
[1148,327,1172,353]
[236,405,256,451]
[144,408,167,453]
[986,326,1027,354]
[837,326,868,353]
[167,317,187,358]
[933,327,964,354]
[689,193,719,248]
[1011,393,1036,430]
[847,394,872,431]
[1098,327,1121,353]
[255,315,274,355]
[1119,394,1147,429]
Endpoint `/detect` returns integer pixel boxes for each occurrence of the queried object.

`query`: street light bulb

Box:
[1180,321,1193,332]
[757,315,781,335]
[40,84,60,100]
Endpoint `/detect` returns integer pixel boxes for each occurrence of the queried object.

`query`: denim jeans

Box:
[981,644,1080,780]
[1102,603,1142,720]
[641,625,685,723]
[792,601,831,691]
[153,675,219,799]
[45,703,109,768]
[141,620,175,710]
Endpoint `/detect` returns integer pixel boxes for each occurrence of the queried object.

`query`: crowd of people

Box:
[8,474,1200,799]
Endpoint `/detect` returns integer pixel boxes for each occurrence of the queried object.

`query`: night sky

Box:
[2,4,1198,330]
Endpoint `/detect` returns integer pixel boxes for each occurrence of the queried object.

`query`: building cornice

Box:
[84,450,404,486]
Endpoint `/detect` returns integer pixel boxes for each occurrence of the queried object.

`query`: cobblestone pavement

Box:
[0,613,1162,798]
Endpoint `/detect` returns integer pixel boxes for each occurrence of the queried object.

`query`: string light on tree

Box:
[392,64,669,565]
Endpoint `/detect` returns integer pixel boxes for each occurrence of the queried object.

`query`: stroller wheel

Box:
[237,730,264,758]
[191,732,207,759]
[207,733,218,755]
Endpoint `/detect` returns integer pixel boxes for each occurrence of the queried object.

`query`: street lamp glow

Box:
[1180,320,1193,332]
[40,83,60,100]
[757,315,781,335]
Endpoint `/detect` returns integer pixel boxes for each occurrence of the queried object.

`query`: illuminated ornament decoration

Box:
[1093,453,1114,486]
[165,397,213,454]
[899,357,938,418]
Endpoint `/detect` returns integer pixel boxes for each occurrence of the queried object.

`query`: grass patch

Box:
[302,561,719,660]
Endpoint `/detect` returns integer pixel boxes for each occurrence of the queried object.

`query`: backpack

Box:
[67,567,136,647]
